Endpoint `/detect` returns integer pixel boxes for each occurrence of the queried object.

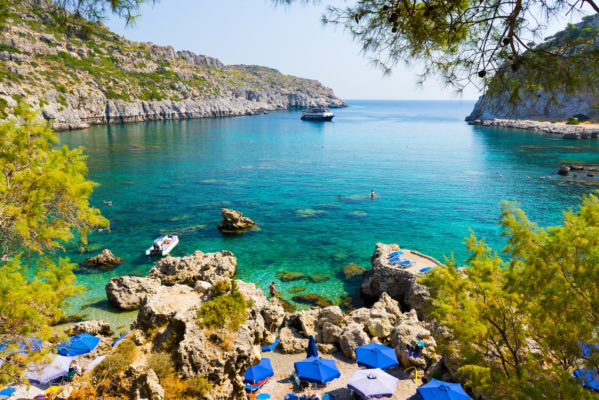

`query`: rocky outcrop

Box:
[148,250,237,285]
[361,243,434,318]
[68,320,113,337]
[105,276,161,311]
[217,208,256,233]
[465,15,599,129]
[466,118,599,135]
[0,1,345,131]
[80,249,123,269]
[390,309,441,373]
[339,323,370,360]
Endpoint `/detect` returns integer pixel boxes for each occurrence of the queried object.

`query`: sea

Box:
[56,100,599,328]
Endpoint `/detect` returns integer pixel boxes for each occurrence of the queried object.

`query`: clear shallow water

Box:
[56,100,599,326]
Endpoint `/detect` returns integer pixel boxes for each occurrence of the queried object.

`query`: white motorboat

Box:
[301,107,334,121]
[145,235,179,256]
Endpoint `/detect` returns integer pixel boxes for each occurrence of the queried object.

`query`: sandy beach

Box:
[260,351,420,400]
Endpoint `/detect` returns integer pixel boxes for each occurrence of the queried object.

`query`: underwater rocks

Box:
[80,249,123,269]
[292,293,333,307]
[342,262,366,279]
[275,270,331,283]
[217,208,256,234]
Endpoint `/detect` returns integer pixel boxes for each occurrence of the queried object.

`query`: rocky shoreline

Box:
[48,243,450,399]
[467,118,599,136]
[0,0,346,132]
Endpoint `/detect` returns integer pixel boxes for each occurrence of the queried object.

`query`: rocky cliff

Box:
[466,14,599,123]
[0,0,346,131]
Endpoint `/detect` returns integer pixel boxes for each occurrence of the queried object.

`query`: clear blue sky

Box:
[105,1,585,100]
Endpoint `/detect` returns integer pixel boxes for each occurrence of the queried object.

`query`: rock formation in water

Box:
[466,15,599,126]
[0,0,346,131]
[80,249,123,269]
[217,208,256,234]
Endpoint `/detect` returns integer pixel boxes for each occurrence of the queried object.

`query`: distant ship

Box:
[301,107,334,121]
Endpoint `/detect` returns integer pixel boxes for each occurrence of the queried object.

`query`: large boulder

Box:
[149,250,237,285]
[361,243,432,318]
[134,284,203,331]
[217,208,256,233]
[390,309,440,372]
[69,320,113,336]
[338,323,370,360]
[116,366,164,400]
[81,249,123,269]
[105,276,161,310]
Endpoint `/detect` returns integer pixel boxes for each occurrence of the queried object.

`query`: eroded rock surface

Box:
[149,250,237,285]
[105,276,161,310]
[217,208,256,233]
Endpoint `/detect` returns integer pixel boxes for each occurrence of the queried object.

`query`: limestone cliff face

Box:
[466,15,599,122]
[0,0,346,130]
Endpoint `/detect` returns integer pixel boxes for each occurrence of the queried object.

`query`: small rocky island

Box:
[217,208,256,234]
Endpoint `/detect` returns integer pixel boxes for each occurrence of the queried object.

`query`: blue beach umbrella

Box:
[112,332,130,347]
[307,335,319,358]
[417,379,472,400]
[57,333,99,357]
[0,337,42,356]
[389,257,401,263]
[388,251,403,257]
[294,356,340,384]
[355,342,399,370]
[243,358,274,385]
[0,387,16,400]
[420,267,434,273]
[574,368,599,392]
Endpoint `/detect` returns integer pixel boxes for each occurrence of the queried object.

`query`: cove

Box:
[57,100,599,326]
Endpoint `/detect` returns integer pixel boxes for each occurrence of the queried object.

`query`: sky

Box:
[104,0,586,101]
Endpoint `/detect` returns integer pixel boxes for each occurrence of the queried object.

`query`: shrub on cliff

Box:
[423,193,599,399]
[197,281,248,331]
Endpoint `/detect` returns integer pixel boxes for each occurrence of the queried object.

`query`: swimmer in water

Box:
[371,189,375,199]
[103,200,113,206]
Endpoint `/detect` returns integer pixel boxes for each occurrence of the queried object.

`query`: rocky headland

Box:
[58,243,452,400]
[465,14,599,135]
[0,0,345,131]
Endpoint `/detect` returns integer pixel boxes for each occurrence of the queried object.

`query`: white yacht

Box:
[301,107,334,121]
[146,235,179,256]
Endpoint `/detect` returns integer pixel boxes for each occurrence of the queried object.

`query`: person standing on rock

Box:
[269,281,280,297]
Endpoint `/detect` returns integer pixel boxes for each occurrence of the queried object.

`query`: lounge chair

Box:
[400,260,415,267]
[256,395,271,400]
[261,339,279,352]
[0,387,15,400]
[245,376,270,392]
[284,395,299,400]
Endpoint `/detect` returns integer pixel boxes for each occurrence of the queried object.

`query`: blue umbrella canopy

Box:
[355,343,399,370]
[388,251,403,257]
[57,333,99,357]
[0,337,42,356]
[417,379,472,400]
[389,257,401,263]
[243,358,274,384]
[348,368,399,399]
[307,335,319,358]
[294,356,340,384]
[574,368,599,391]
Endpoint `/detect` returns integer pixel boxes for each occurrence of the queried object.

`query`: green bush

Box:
[197,281,248,331]
[92,339,136,380]
[209,279,231,297]
[186,376,212,397]
[566,116,580,125]
[147,352,175,380]
[573,113,590,122]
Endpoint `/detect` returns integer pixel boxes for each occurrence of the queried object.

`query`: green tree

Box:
[0,103,106,384]
[422,193,599,399]
[0,102,108,255]
[280,0,599,99]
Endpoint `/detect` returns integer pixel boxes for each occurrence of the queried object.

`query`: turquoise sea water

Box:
[57,100,599,326]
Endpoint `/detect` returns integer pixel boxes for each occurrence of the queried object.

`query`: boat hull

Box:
[301,115,334,121]
[145,235,179,256]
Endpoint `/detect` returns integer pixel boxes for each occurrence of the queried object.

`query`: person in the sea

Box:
[269,281,280,297]
[103,200,113,206]
[371,189,375,199]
